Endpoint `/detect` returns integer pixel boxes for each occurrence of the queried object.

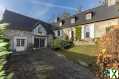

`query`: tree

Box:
[0,23,11,79]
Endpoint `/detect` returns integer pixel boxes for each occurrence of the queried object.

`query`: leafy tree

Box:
[0,23,11,79]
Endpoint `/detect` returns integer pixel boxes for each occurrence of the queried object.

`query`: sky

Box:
[0,0,104,22]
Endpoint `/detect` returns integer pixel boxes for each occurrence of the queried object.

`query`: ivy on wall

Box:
[75,26,81,41]
[106,26,112,32]
[64,34,69,41]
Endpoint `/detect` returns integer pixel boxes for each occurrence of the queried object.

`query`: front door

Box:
[34,38,40,48]
[34,37,47,48]
[14,37,27,51]
[40,38,45,47]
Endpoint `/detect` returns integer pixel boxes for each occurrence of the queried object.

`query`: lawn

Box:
[59,45,98,71]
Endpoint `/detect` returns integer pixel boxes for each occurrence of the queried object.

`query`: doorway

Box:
[34,37,47,48]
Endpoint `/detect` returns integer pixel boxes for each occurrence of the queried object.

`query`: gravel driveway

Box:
[5,48,97,79]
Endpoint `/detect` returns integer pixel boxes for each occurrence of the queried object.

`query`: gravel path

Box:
[5,48,97,79]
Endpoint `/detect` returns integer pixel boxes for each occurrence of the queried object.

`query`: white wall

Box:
[81,19,119,40]
[89,24,95,38]
[81,23,94,39]
[81,25,85,39]
[5,30,33,51]
[94,19,118,38]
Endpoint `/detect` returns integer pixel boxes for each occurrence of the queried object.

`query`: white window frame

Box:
[16,39,25,47]
[38,27,43,34]
[59,22,63,26]
[14,37,27,51]
[71,18,76,24]
[57,30,61,36]
[33,24,47,36]
[107,0,116,6]
[86,13,92,20]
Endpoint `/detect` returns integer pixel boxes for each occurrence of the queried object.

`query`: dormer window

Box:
[59,22,63,26]
[71,16,77,24]
[105,0,116,6]
[55,17,60,23]
[71,18,76,24]
[59,20,65,26]
[86,12,93,20]
[38,27,42,34]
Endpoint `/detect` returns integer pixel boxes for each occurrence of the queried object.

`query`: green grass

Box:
[59,45,98,71]
[69,45,97,56]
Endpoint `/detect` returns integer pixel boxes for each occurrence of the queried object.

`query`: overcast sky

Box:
[0,0,103,22]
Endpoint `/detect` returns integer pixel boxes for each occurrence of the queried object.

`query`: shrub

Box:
[0,23,12,79]
[61,40,74,49]
[51,38,74,50]
[51,38,62,50]
[94,38,100,45]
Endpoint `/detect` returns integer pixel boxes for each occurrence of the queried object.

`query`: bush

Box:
[94,38,100,45]
[61,40,74,49]
[51,38,73,50]
[51,38,62,50]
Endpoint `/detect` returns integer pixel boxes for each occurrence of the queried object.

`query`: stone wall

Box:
[5,30,34,50]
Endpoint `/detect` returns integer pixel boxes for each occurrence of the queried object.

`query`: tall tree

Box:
[0,23,11,79]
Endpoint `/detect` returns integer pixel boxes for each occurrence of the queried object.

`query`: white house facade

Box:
[53,0,119,42]
[2,10,54,52]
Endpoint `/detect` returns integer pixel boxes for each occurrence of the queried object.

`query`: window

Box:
[59,20,65,26]
[85,25,90,38]
[21,39,25,46]
[38,27,42,34]
[71,31,74,41]
[86,13,92,20]
[71,18,76,24]
[106,0,116,6]
[59,22,63,26]
[85,32,90,38]
[57,30,60,36]
[16,39,20,46]
[16,39,25,46]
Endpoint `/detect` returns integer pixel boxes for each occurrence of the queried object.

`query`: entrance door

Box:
[34,37,47,48]
[40,38,45,47]
[14,37,27,51]
[34,38,40,48]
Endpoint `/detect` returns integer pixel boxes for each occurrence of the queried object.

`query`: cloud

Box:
[31,0,78,11]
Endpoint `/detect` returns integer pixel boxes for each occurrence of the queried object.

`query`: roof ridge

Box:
[4,9,45,23]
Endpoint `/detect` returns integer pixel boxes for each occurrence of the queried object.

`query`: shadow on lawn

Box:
[59,50,97,72]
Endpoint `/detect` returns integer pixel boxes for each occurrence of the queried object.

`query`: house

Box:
[1,10,54,51]
[53,0,119,42]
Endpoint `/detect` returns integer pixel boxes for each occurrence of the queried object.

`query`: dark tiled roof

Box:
[51,23,63,30]
[76,5,119,25]
[54,4,119,28]
[2,10,53,34]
